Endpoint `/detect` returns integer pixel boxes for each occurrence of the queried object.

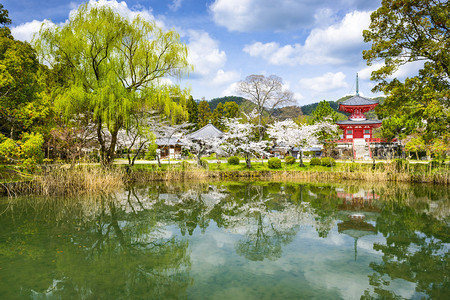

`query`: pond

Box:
[0,181,449,299]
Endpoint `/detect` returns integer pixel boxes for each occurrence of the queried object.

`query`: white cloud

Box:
[210,0,378,32]
[221,82,239,97]
[210,0,322,32]
[212,69,240,85]
[11,19,50,42]
[84,0,164,28]
[169,0,183,12]
[11,1,164,42]
[299,72,348,93]
[187,30,227,76]
[243,11,372,66]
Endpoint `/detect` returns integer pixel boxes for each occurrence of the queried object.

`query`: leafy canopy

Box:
[363,0,449,144]
[34,3,191,164]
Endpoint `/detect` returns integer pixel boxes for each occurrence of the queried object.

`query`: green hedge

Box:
[268,157,282,169]
[310,157,321,166]
[320,157,336,167]
[284,155,296,165]
[227,156,240,165]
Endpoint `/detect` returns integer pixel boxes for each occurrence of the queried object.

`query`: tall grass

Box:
[4,166,125,196]
[1,160,448,197]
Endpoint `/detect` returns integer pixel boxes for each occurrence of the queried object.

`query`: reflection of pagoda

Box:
[336,187,379,260]
[338,218,376,261]
[335,74,398,160]
[336,188,380,213]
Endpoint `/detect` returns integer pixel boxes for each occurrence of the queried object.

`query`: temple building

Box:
[335,75,398,160]
[336,95,381,140]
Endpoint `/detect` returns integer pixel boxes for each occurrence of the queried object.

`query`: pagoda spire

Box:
[356,73,359,96]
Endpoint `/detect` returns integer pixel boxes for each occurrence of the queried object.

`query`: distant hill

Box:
[202,95,384,120]
[272,106,303,120]
[207,96,247,111]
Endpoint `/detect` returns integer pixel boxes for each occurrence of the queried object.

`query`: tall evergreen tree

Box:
[197,100,211,128]
[211,102,225,130]
[186,95,198,128]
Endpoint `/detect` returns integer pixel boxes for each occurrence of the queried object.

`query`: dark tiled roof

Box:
[336,120,382,125]
[340,95,378,106]
[187,123,223,140]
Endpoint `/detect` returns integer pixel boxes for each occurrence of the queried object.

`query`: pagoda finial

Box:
[356,73,359,96]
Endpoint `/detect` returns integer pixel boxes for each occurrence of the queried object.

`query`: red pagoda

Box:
[336,76,381,141]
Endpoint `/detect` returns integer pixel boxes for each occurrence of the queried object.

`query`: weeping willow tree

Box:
[34,3,190,165]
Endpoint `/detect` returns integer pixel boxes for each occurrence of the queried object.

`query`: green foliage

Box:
[200,158,208,169]
[227,156,240,165]
[392,158,409,172]
[0,4,12,26]
[211,102,225,130]
[145,141,158,160]
[268,157,282,169]
[363,0,449,143]
[284,155,295,165]
[20,132,44,164]
[0,134,16,162]
[301,101,339,116]
[186,96,198,128]
[208,96,246,111]
[197,100,211,128]
[0,132,44,172]
[310,157,321,166]
[34,3,190,165]
[320,157,336,167]
[429,159,442,169]
[375,162,385,171]
[311,100,338,123]
[223,101,240,119]
[0,14,44,139]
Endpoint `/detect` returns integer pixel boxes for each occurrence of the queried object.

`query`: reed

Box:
[1,160,448,197]
[7,165,125,196]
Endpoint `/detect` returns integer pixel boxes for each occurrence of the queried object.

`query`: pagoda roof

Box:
[336,120,382,125]
[340,95,378,106]
[187,123,223,140]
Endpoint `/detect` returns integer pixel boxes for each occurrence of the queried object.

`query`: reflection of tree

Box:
[0,194,192,299]
[220,184,302,261]
[362,202,450,299]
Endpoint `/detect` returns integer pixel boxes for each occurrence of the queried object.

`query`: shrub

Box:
[268,157,282,169]
[321,157,336,167]
[375,162,385,171]
[429,159,442,168]
[310,157,321,166]
[284,155,295,165]
[200,158,209,168]
[413,163,428,173]
[392,158,409,171]
[227,156,240,165]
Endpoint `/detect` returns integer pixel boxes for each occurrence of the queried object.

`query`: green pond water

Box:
[0,181,449,299]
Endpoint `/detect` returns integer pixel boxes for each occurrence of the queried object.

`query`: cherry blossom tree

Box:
[221,115,269,168]
[181,134,222,167]
[268,119,338,166]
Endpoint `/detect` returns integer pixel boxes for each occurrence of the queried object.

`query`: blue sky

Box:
[3,0,421,105]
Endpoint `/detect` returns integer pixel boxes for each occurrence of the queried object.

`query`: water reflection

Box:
[0,182,449,299]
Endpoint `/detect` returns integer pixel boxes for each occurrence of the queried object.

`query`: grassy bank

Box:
[1,160,449,196]
[129,160,449,184]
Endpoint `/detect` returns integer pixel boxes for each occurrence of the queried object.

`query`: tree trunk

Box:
[156,153,161,167]
[245,154,252,168]
[298,151,305,167]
